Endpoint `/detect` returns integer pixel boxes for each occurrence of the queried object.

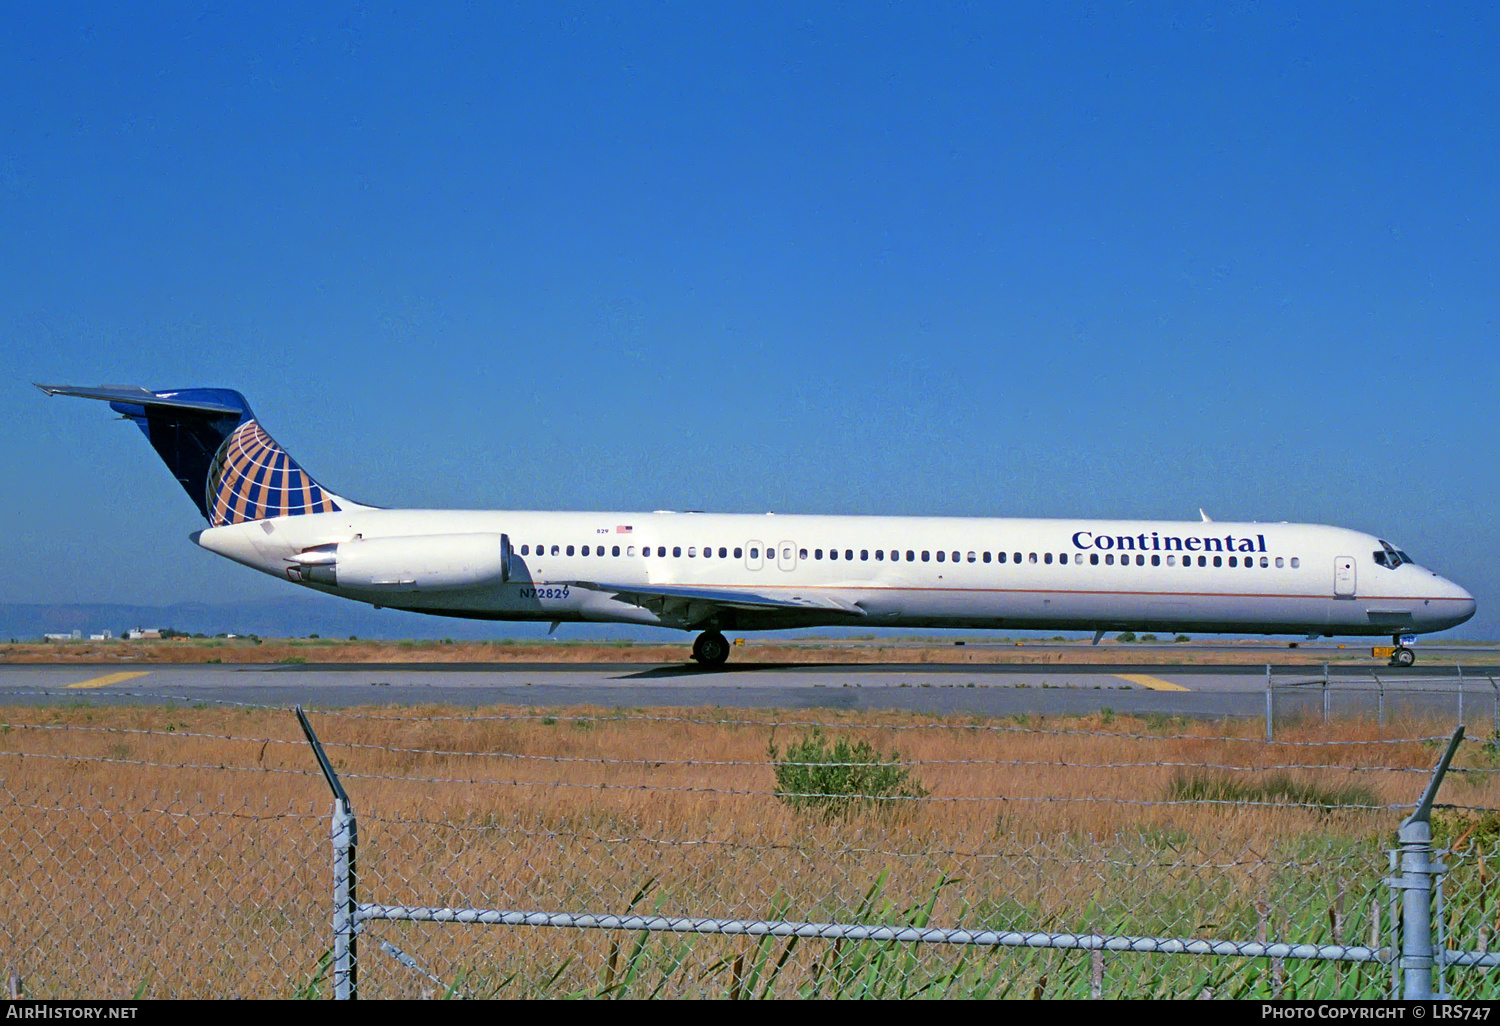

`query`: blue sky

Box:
[4,4,1497,635]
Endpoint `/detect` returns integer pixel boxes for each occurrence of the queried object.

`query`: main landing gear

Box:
[692,630,731,666]
[1390,634,1416,668]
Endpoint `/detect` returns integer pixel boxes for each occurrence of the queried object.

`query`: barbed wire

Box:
[2,720,1475,775]
[0,747,1453,810]
[0,748,322,779]
[5,687,1476,748]
[0,783,324,820]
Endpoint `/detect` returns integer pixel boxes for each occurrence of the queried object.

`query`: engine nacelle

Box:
[288,533,512,592]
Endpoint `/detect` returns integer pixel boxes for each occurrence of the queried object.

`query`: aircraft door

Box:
[777,541,798,572]
[1334,556,1356,597]
[746,541,764,571]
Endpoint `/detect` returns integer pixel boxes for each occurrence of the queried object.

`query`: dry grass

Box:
[1,702,1495,997]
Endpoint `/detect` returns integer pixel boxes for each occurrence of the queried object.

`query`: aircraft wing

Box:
[573,581,867,617]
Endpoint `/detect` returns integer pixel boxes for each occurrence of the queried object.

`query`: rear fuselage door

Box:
[777,541,797,572]
[1335,556,1356,597]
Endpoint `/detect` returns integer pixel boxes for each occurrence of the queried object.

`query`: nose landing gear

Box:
[1390,634,1416,667]
[691,630,731,666]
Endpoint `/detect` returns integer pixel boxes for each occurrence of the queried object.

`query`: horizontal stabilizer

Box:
[34,383,244,416]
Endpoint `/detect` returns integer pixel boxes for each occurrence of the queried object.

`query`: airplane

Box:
[37,383,1475,667]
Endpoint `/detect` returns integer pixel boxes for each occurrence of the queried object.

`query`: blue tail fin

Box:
[36,384,348,525]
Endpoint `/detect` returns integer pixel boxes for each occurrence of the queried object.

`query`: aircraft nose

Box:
[1435,577,1476,628]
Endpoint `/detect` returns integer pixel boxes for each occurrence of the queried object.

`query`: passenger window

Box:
[1090,553,1099,565]
[1106,554,1114,565]
[845,549,854,560]
[551,545,560,556]
[829,549,837,560]
[1166,555,1175,566]
[875,550,883,561]
[1013,553,1022,564]
[906,550,915,562]
[936,551,945,562]
[567,545,575,556]
[1028,552,1037,564]
[612,545,620,556]
[1213,556,1222,567]
[997,552,1007,564]
[1151,555,1160,566]
[862,550,870,561]
[815,549,823,560]
[674,547,682,557]
[1275,557,1284,568]
[1044,552,1052,564]
[1260,556,1268,568]
[520,545,529,556]
[627,546,636,556]
[719,547,727,558]
[749,548,759,559]
[1290,557,1300,568]
[658,546,666,557]
[799,548,807,560]
[687,547,696,557]
[1228,556,1237,567]
[982,552,990,563]
[734,547,742,558]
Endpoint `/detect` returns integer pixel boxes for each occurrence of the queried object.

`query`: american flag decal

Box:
[616,525,633,534]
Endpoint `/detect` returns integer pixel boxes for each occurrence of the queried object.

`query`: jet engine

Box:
[287,533,511,591]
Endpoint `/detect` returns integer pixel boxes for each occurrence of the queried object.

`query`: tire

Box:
[1392,647,1416,668]
[692,630,730,666]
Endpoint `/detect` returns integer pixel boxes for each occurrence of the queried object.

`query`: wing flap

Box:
[574,581,867,617]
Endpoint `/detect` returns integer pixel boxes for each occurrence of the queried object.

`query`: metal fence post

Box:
[332,796,359,1000]
[1265,665,1273,742]
[296,706,359,1000]
[1392,725,1463,1000]
[1322,663,1330,724]
[1456,665,1465,726]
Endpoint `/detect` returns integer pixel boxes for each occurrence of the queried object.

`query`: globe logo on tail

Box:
[206,420,340,526]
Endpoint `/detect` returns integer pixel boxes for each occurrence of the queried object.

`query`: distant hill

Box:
[0,596,634,642]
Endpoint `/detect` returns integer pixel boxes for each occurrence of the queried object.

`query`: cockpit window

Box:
[1374,540,1413,569]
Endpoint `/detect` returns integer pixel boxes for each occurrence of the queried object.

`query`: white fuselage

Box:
[193,509,1476,637]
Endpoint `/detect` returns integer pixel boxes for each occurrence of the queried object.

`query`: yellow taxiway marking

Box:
[66,671,150,690]
[1114,673,1189,692]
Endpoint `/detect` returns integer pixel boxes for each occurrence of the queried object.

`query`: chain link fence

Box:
[1,687,1497,998]
[1268,669,1500,738]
